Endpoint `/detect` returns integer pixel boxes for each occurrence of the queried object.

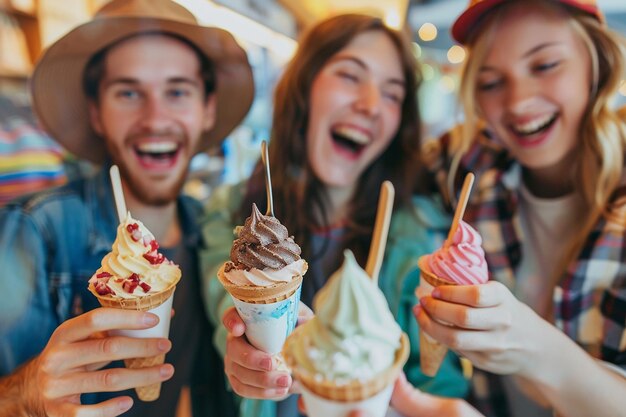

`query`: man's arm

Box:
[0,360,43,417]
[0,309,173,417]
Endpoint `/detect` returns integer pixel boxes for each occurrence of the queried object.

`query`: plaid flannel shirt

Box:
[425,130,626,417]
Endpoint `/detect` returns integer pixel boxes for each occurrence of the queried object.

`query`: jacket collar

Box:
[84,166,204,255]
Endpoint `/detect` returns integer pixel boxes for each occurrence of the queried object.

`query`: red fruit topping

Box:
[126,223,142,241]
[131,230,142,242]
[143,253,165,265]
[139,282,152,293]
[128,273,140,282]
[149,240,159,251]
[94,281,115,296]
[122,279,139,294]
[96,272,112,279]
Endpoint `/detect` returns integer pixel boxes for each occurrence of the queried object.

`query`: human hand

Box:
[27,308,174,417]
[415,281,550,376]
[222,307,291,399]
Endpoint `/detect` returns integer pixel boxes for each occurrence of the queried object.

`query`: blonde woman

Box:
[415,1,626,417]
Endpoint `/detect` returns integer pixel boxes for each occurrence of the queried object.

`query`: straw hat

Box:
[451,0,603,45]
[31,0,254,163]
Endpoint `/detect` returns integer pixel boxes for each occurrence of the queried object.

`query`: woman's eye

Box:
[534,61,559,72]
[383,91,402,104]
[338,71,359,82]
[477,80,501,92]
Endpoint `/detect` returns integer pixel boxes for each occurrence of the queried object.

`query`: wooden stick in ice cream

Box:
[261,140,275,217]
[365,181,395,284]
[446,172,475,245]
[109,164,128,223]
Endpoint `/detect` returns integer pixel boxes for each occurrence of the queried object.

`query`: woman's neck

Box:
[320,184,354,225]
[521,155,576,199]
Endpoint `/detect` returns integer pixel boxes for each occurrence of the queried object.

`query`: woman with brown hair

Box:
[201,13,469,417]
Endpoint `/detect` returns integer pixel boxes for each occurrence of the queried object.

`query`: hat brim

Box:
[451,0,602,45]
[32,17,254,163]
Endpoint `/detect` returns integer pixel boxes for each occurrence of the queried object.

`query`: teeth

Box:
[136,141,178,154]
[512,114,555,135]
[333,126,370,145]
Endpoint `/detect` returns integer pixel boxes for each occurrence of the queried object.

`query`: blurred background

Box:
[1,0,626,202]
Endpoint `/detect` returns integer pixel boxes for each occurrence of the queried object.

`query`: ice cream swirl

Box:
[90,212,181,298]
[290,250,401,382]
[230,203,301,270]
[427,220,488,285]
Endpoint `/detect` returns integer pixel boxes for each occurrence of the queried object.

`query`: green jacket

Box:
[200,182,469,417]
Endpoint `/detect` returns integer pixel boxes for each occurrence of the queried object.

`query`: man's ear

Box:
[88,100,104,136]
[202,94,217,131]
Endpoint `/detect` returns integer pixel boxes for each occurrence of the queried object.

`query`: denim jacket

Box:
[0,168,234,414]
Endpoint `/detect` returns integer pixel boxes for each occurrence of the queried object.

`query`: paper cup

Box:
[231,285,301,354]
[108,291,175,401]
[109,290,175,339]
[300,382,393,417]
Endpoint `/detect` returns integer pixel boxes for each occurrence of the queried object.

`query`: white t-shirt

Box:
[503,183,584,417]
[516,183,584,314]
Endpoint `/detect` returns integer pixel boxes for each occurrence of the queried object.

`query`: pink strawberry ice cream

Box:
[416,220,488,376]
[422,220,488,285]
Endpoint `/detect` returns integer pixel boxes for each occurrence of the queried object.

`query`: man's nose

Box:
[140,94,173,130]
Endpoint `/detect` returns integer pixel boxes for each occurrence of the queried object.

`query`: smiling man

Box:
[0,1,253,416]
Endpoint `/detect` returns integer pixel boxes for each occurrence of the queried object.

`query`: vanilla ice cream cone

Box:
[88,212,182,401]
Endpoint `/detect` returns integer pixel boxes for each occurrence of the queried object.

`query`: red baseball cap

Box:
[451,0,603,44]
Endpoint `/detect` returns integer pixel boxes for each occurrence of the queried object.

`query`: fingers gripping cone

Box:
[417,173,474,377]
[93,165,181,401]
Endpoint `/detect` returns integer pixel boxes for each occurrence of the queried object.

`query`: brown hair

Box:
[241,14,425,264]
[83,32,216,102]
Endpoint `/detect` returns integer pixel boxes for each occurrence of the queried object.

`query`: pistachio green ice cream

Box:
[291,250,401,383]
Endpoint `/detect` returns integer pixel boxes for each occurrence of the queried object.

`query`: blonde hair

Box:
[454,0,626,282]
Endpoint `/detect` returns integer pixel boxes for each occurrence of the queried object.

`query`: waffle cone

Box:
[89,274,181,312]
[417,256,458,288]
[124,354,166,401]
[217,262,307,304]
[419,329,448,377]
[416,256,457,377]
[283,327,409,402]
[88,275,180,402]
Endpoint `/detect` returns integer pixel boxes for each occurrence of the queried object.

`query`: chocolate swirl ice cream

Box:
[229,203,301,270]
[222,204,307,287]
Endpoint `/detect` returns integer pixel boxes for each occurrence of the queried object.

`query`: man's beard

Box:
[115,160,188,207]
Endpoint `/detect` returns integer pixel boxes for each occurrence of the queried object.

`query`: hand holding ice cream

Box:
[218,203,307,354]
[88,167,181,401]
[88,211,181,401]
[415,173,488,376]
